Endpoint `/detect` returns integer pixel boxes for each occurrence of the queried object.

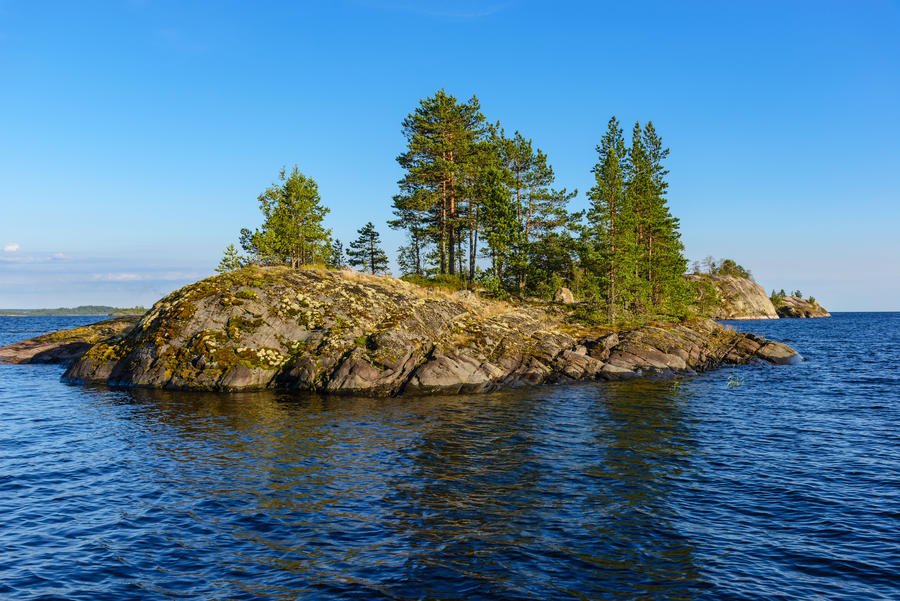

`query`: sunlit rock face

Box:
[686,274,779,320]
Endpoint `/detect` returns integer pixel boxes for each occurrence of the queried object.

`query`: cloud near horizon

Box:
[3,242,19,252]
[90,272,143,282]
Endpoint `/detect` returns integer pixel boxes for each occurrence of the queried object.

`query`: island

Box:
[1,267,799,395]
[1,96,824,394]
[687,273,830,320]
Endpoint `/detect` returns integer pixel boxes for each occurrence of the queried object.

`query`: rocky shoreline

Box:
[0,316,139,365]
[1,268,800,395]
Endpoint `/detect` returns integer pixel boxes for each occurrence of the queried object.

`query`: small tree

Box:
[327,239,345,269]
[348,222,389,274]
[216,244,246,273]
[397,243,419,277]
[792,290,803,298]
[255,166,331,268]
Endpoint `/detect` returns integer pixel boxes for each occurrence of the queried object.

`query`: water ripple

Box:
[1,313,898,599]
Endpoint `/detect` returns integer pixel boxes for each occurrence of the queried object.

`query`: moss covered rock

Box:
[0,316,138,365]
[33,267,800,394]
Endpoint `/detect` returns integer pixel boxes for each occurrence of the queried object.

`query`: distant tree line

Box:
[691,256,753,280]
[770,289,814,306]
[218,89,706,325]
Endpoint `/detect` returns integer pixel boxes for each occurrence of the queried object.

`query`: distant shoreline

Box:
[0,307,146,317]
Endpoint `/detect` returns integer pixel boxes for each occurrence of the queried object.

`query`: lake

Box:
[1,313,897,600]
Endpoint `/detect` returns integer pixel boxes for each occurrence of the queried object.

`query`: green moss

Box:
[225,316,264,341]
[235,289,258,300]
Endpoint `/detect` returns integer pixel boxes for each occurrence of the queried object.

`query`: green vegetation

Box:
[327,239,345,269]
[347,222,389,275]
[215,89,727,327]
[221,166,332,270]
[693,256,753,280]
[216,244,245,273]
[0,305,146,316]
[583,117,689,321]
[771,288,819,306]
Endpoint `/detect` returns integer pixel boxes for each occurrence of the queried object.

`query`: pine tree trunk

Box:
[469,204,477,283]
[440,181,448,274]
[413,228,422,276]
[448,185,456,276]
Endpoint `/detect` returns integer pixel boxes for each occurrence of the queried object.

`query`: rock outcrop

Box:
[553,287,575,304]
[35,267,799,394]
[0,316,138,365]
[686,274,778,320]
[776,296,831,318]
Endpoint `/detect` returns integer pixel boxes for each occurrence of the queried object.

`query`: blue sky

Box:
[1,0,898,310]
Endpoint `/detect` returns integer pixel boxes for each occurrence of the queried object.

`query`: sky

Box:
[1,0,898,311]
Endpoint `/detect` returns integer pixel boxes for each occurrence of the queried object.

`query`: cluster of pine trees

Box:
[389,92,689,320]
[219,89,695,325]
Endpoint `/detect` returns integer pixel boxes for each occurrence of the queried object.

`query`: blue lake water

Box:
[1,313,898,600]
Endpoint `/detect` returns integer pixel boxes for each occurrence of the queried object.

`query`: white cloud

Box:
[3,242,19,252]
[91,273,143,282]
[87,271,201,282]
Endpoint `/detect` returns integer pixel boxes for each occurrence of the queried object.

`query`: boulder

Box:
[553,287,576,304]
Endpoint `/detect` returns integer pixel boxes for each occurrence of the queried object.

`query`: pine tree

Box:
[621,120,689,314]
[496,130,576,291]
[348,222,389,274]
[480,169,524,287]
[255,166,331,268]
[396,243,420,277]
[394,90,488,277]
[327,239,345,269]
[216,244,246,273]
[641,121,688,311]
[586,116,634,322]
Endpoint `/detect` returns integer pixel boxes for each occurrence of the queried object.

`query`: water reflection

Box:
[5,314,897,600]
[74,383,709,599]
[583,380,704,599]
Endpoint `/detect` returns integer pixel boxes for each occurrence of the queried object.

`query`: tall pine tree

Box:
[639,121,688,312]
[587,116,634,322]
[393,90,487,277]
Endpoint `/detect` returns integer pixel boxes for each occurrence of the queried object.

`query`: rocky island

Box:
[2,268,800,395]
[775,295,831,318]
[687,273,830,320]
